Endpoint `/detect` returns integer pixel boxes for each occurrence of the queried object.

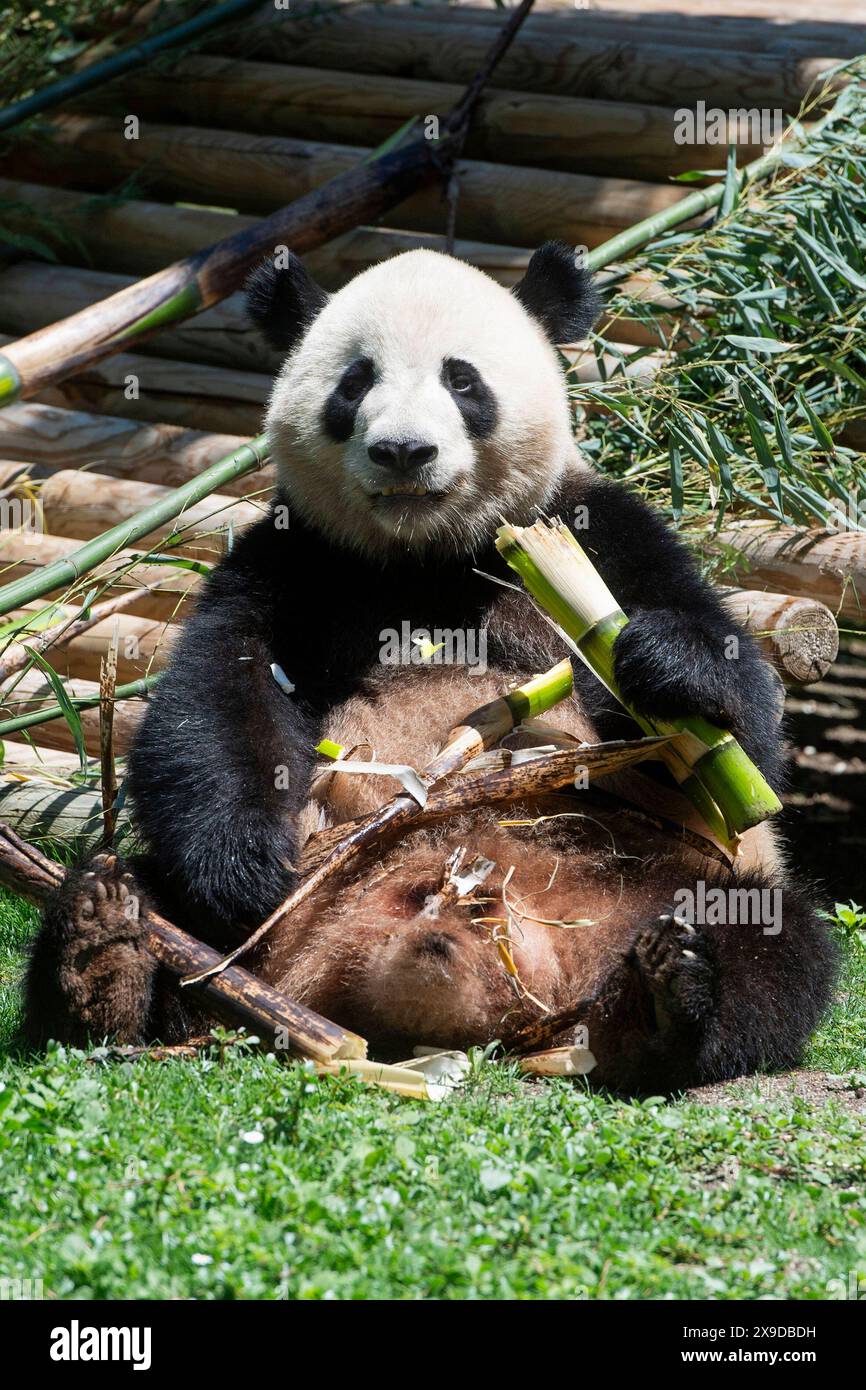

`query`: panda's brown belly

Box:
[298,663,602,838]
[297,661,782,880]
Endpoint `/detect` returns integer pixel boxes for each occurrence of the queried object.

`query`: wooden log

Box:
[0,184,533,293]
[380,1,866,56]
[4,604,178,684]
[0,670,146,756]
[719,587,839,685]
[0,402,258,495]
[7,116,689,253]
[0,0,538,406]
[0,530,202,620]
[0,781,119,846]
[717,525,866,625]
[73,54,766,180]
[35,469,268,560]
[0,821,367,1062]
[214,6,845,109]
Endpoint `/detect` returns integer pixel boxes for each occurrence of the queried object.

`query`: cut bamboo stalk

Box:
[518,1046,597,1077]
[0,822,367,1063]
[6,116,689,253]
[0,530,202,621]
[0,0,537,406]
[73,55,766,180]
[0,670,147,756]
[0,435,267,616]
[3,604,177,684]
[34,469,267,560]
[496,518,783,844]
[214,6,845,109]
[719,587,839,685]
[0,401,256,495]
[717,525,866,625]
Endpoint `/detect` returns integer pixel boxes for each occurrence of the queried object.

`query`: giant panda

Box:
[23,243,838,1092]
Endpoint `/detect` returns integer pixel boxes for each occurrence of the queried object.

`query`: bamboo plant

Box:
[496,517,782,847]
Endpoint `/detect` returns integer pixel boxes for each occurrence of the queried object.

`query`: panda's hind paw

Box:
[632,911,717,1030]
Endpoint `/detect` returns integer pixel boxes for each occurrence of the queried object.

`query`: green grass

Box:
[1,891,864,1300]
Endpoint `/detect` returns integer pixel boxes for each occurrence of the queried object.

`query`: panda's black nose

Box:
[367,439,439,475]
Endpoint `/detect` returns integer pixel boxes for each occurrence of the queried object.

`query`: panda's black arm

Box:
[127,549,318,938]
[559,475,785,783]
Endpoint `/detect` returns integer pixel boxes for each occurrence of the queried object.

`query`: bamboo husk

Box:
[0,401,255,494]
[214,6,845,109]
[719,587,839,685]
[0,530,201,621]
[717,525,866,625]
[0,822,367,1063]
[7,116,689,253]
[496,518,782,845]
[0,670,147,756]
[73,55,765,180]
[34,469,267,560]
[0,0,537,406]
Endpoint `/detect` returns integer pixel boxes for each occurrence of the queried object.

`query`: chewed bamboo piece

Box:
[496,517,782,848]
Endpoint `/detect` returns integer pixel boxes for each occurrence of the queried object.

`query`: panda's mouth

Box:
[372,485,447,502]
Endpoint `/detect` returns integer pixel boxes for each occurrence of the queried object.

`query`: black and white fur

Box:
[23,244,837,1092]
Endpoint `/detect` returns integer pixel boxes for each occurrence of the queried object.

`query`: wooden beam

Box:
[0,669,146,756]
[72,54,767,181]
[720,587,839,685]
[6,116,689,253]
[33,469,268,560]
[0,402,257,494]
[717,525,866,625]
[3,604,178,685]
[212,6,845,110]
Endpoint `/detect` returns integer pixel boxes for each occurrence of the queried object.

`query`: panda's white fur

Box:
[264,249,584,557]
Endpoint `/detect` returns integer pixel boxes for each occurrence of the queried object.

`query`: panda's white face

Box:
[259,248,593,558]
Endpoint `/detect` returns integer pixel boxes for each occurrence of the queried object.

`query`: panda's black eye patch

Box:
[441,357,498,439]
[321,357,375,442]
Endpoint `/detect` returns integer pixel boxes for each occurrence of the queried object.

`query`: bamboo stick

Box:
[717,525,866,625]
[496,518,782,844]
[34,469,267,560]
[0,435,266,616]
[0,401,256,494]
[0,530,202,621]
[73,55,765,180]
[0,822,367,1063]
[719,587,839,685]
[214,6,845,109]
[7,116,688,253]
[0,0,537,406]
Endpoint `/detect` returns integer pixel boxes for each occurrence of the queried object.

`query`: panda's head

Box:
[247,243,600,558]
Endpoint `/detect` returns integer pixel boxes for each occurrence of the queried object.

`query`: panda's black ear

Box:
[512,241,602,344]
[245,254,329,353]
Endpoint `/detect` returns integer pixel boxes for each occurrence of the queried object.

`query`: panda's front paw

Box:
[612,607,738,726]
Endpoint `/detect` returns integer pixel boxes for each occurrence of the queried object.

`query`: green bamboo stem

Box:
[0,435,268,617]
[496,519,782,845]
[0,675,157,738]
[584,78,853,274]
[0,0,266,134]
